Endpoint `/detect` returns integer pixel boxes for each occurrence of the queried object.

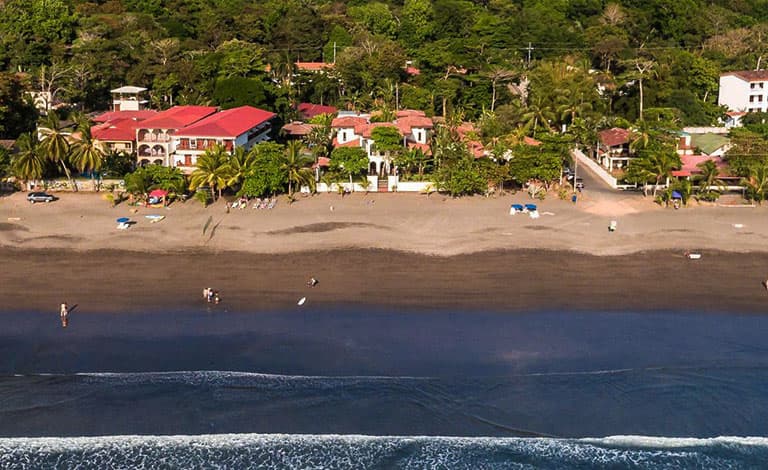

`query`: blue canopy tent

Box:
[671,191,682,199]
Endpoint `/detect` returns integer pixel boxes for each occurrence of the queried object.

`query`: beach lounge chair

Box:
[609,220,617,232]
[267,198,276,209]
[510,204,524,215]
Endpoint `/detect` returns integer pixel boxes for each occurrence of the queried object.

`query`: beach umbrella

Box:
[116,217,130,224]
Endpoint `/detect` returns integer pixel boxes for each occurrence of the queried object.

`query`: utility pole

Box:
[333,42,336,64]
[526,42,534,67]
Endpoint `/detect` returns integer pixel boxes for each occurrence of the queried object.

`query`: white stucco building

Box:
[718,70,768,126]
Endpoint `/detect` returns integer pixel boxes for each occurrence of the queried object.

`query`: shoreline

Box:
[3,247,768,315]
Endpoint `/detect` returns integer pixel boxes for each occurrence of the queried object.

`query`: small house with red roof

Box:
[172,105,276,171]
[596,127,631,172]
[135,106,217,167]
[90,110,158,155]
[297,103,337,121]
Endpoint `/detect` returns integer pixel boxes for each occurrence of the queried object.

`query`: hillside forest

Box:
[2,0,768,201]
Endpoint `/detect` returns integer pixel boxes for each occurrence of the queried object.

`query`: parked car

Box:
[27,192,56,203]
[574,177,585,190]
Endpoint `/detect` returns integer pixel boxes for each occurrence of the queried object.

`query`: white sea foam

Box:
[1,433,765,469]
[581,435,768,448]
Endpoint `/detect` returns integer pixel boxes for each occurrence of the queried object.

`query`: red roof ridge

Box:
[175,106,275,138]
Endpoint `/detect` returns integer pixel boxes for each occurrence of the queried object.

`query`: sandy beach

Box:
[2,190,768,314]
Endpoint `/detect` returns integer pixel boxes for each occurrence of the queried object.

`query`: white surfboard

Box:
[297,297,307,306]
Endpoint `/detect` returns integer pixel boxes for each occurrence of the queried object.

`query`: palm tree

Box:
[226,146,255,189]
[304,113,334,160]
[189,144,232,201]
[12,132,44,188]
[696,159,724,194]
[38,113,76,190]
[644,148,680,196]
[71,127,105,191]
[521,96,555,137]
[281,140,315,197]
[741,161,768,204]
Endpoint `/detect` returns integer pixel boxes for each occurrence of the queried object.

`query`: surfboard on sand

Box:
[297,297,307,306]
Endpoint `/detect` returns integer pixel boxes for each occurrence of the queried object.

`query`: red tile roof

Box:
[91,112,156,141]
[175,106,275,138]
[281,121,316,136]
[313,156,331,169]
[396,116,434,135]
[331,116,368,128]
[298,103,338,120]
[598,127,630,147]
[679,154,729,176]
[407,142,431,155]
[332,136,361,148]
[296,62,334,72]
[91,122,136,141]
[396,109,426,118]
[93,110,158,123]
[405,66,421,76]
[467,140,486,158]
[356,122,399,138]
[722,70,768,82]
[138,106,218,130]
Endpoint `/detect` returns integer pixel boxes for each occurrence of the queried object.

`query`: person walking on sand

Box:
[307,277,318,287]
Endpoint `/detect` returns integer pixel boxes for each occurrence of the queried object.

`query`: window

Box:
[751,83,757,89]
[751,96,756,102]
[190,139,197,149]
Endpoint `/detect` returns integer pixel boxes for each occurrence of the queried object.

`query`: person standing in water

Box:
[60,302,69,328]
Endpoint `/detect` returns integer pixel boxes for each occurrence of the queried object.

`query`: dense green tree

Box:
[240,142,286,197]
[0,73,37,138]
[330,147,369,188]
[212,77,269,110]
[507,137,565,186]
[435,154,486,196]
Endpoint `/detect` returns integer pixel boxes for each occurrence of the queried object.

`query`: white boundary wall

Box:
[572,148,619,188]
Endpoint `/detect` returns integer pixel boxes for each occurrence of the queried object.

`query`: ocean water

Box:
[2,309,768,468]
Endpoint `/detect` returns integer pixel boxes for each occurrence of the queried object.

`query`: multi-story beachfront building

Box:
[91,110,158,155]
[172,106,276,173]
[718,70,768,126]
[134,106,217,167]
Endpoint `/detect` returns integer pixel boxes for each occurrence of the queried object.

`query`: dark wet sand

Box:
[2,248,768,314]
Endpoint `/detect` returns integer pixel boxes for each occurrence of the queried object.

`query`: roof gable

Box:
[722,70,768,82]
[175,106,275,138]
[598,127,630,147]
[138,106,218,130]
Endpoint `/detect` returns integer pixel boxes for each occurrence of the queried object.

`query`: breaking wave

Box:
[1,433,767,469]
